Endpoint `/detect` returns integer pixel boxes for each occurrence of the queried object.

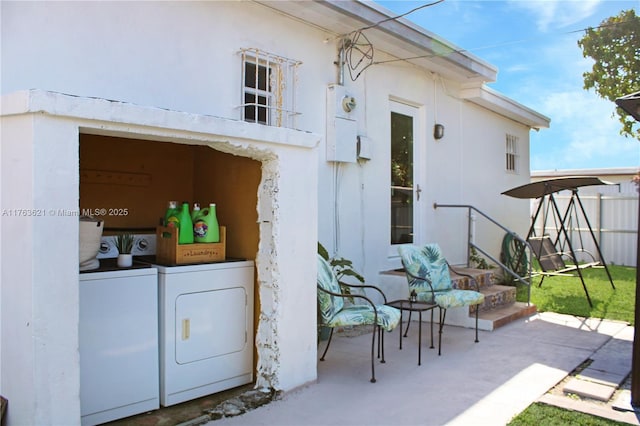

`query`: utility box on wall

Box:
[326,84,357,163]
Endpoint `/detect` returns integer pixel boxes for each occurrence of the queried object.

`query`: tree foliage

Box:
[577,9,640,140]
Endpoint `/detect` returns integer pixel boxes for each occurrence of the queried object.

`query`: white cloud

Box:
[500,25,597,107]
[505,63,530,73]
[508,0,601,32]
[531,90,639,170]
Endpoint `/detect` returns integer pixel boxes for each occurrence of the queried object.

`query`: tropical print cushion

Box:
[317,254,344,322]
[398,244,452,292]
[414,290,436,303]
[414,288,484,308]
[398,244,485,308]
[317,254,400,331]
[435,289,484,309]
[324,304,401,332]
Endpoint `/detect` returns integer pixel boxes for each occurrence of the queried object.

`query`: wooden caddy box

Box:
[156,225,226,265]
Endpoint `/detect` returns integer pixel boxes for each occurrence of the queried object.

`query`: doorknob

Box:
[416,184,422,201]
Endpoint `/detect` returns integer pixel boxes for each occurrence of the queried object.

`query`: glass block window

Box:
[506,134,519,173]
[239,48,301,128]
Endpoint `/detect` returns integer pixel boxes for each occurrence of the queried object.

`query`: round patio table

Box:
[385,299,440,365]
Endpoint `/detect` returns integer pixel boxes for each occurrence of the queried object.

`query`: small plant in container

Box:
[317,242,365,296]
[113,233,135,267]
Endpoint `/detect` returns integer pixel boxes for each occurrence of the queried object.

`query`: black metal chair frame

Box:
[317,282,389,383]
[400,261,481,355]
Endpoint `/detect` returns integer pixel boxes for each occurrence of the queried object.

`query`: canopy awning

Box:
[615,91,640,121]
[502,176,614,199]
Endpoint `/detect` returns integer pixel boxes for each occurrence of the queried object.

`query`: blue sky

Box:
[377,0,640,171]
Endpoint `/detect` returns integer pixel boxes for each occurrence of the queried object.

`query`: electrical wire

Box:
[371,19,637,67]
[356,0,446,32]
[342,31,375,81]
[339,0,447,81]
[337,1,633,81]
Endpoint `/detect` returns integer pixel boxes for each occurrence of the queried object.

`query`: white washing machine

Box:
[79,265,159,426]
[156,260,255,406]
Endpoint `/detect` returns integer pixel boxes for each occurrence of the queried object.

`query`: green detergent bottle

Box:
[177,202,194,244]
[164,200,179,228]
[193,203,220,243]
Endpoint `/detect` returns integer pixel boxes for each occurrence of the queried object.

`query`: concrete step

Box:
[379,267,534,331]
[451,268,494,291]
[477,284,516,312]
[477,302,537,331]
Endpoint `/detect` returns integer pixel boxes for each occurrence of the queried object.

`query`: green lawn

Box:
[508,402,628,425]
[515,264,636,325]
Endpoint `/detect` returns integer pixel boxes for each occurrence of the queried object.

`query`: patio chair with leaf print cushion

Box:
[398,244,484,355]
[317,254,400,383]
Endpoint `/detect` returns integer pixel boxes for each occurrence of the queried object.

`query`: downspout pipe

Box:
[337,39,347,86]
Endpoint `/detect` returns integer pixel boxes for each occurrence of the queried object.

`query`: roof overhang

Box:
[255,0,498,84]
[256,0,549,130]
[532,167,639,178]
[460,84,550,130]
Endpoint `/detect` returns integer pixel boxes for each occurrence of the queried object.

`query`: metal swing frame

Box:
[503,177,616,307]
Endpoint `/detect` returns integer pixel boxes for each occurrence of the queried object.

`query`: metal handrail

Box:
[433,203,533,305]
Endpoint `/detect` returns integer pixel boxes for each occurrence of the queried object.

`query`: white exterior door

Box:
[389,100,425,257]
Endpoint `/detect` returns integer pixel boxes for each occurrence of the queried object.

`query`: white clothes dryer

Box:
[156,260,255,406]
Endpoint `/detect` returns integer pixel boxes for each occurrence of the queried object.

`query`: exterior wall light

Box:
[434,123,445,140]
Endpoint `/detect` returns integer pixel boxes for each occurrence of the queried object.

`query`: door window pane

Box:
[391,111,414,244]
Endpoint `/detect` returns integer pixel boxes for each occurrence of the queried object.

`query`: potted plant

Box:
[114,233,135,267]
[318,242,365,294]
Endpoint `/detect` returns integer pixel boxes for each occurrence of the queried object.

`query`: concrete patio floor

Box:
[207,312,637,426]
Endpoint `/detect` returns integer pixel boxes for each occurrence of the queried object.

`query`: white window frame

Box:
[239,48,301,128]
[506,134,519,174]
[388,100,426,258]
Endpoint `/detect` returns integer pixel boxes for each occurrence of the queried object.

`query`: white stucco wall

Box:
[1,1,335,133]
[317,51,534,277]
[1,112,82,424]
[1,90,319,425]
[458,101,533,255]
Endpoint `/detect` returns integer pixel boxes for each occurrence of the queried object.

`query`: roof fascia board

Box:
[349,1,497,81]
[532,167,640,177]
[460,84,550,130]
[256,0,497,83]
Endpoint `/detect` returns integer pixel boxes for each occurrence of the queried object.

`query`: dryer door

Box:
[175,287,248,364]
